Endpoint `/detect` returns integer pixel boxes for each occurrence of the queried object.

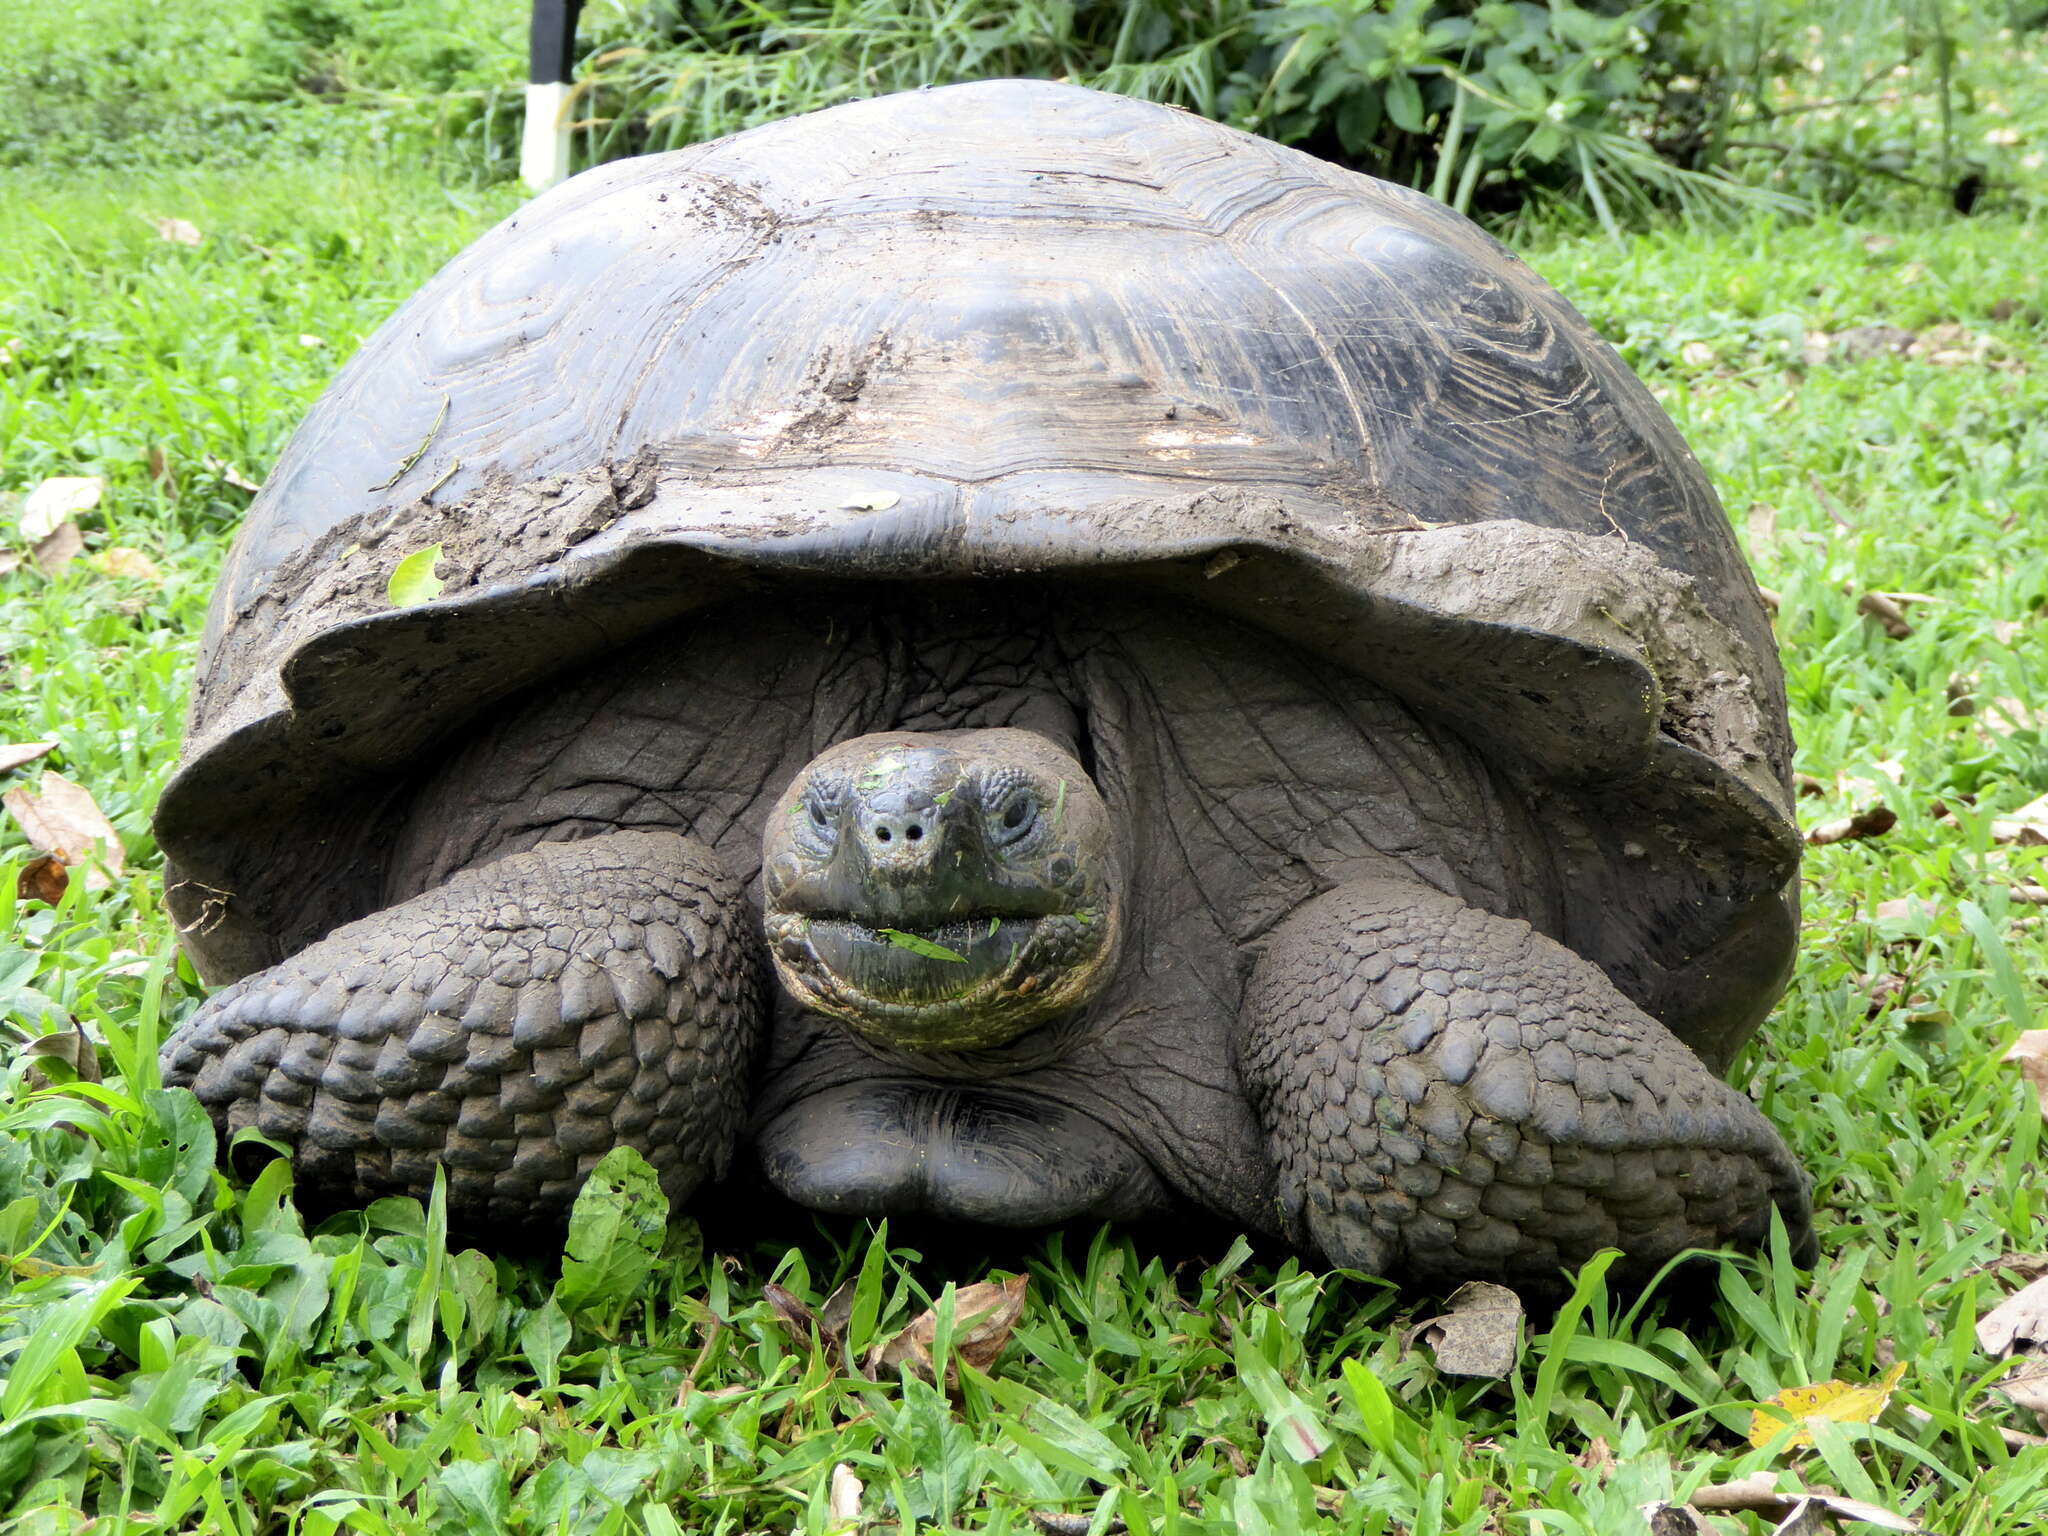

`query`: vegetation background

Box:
[1,1,2046,1531]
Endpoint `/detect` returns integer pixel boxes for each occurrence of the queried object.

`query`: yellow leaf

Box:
[1749,1362,1908,1450]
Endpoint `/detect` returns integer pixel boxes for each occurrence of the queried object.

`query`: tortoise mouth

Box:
[764,905,1117,1052]
[806,910,1068,978]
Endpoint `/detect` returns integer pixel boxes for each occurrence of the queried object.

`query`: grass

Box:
[4,4,2048,1532]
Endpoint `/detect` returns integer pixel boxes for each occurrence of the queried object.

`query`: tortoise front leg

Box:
[161,830,763,1226]
[1235,881,1814,1286]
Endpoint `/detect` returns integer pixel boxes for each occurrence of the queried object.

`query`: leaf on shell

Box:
[877,928,967,962]
[1403,1280,1523,1378]
[386,543,445,608]
[3,772,124,890]
[839,491,901,512]
[19,476,103,541]
[867,1273,1027,1383]
[1748,1360,1908,1449]
[1979,1274,2048,1356]
[2007,1032,2048,1127]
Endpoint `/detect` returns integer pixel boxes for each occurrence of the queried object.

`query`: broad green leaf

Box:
[435,1460,511,1527]
[138,1088,217,1206]
[1385,69,1425,133]
[385,543,444,607]
[554,1146,668,1321]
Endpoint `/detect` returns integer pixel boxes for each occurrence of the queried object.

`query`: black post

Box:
[523,0,586,187]
[529,0,584,86]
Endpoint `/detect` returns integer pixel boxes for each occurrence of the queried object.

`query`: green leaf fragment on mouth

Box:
[877,928,968,962]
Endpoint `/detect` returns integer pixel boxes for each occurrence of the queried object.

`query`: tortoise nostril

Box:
[906,824,923,841]
[876,827,892,843]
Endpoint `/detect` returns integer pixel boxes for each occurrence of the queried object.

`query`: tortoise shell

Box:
[158,79,1797,1073]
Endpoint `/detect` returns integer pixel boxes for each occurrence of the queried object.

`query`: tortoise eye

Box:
[992,791,1037,844]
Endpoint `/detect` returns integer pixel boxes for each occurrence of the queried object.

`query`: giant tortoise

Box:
[158,80,1814,1285]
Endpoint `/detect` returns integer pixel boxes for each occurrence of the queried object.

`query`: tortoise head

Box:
[762,728,1122,1051]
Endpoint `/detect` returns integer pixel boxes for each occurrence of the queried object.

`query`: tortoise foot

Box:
[1236,880,1815,1287]
[161,830,764,1225]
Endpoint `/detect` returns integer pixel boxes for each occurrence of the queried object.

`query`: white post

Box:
[521,80,574,191]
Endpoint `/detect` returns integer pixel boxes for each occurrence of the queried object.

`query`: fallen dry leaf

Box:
[1992,794,2048,846]
[33,523,84,576]
[1689,1473,1922,1532]
[1829,324,1917,362]
[153,216,203,246]
[2007,1032,2048,1124]
[1404,1280,1523,1378]
[1749,1361,1908,1449]
[19,476,103,541]
[204,455,263,495]
[1769,1503,1828,1536]
[145,446,176,496]
[867,1273,1027,1383]
[1980,697,2042,737]
[90,547,162,583]
[17,854,68,905]
[1856,591,1913,639]
[1873,895,1934,925]
[0,742,56,775]
[20,1021,102,1088]
[828,1462,862,1526]
[3,772,124,890]
[2002,1357,2048,1423]
[1807,804,1897,846]
[1979,1274,2048,1356]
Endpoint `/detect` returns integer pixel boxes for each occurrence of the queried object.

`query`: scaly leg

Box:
[162,830,763,1225]
[1236,880,1814,1285]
